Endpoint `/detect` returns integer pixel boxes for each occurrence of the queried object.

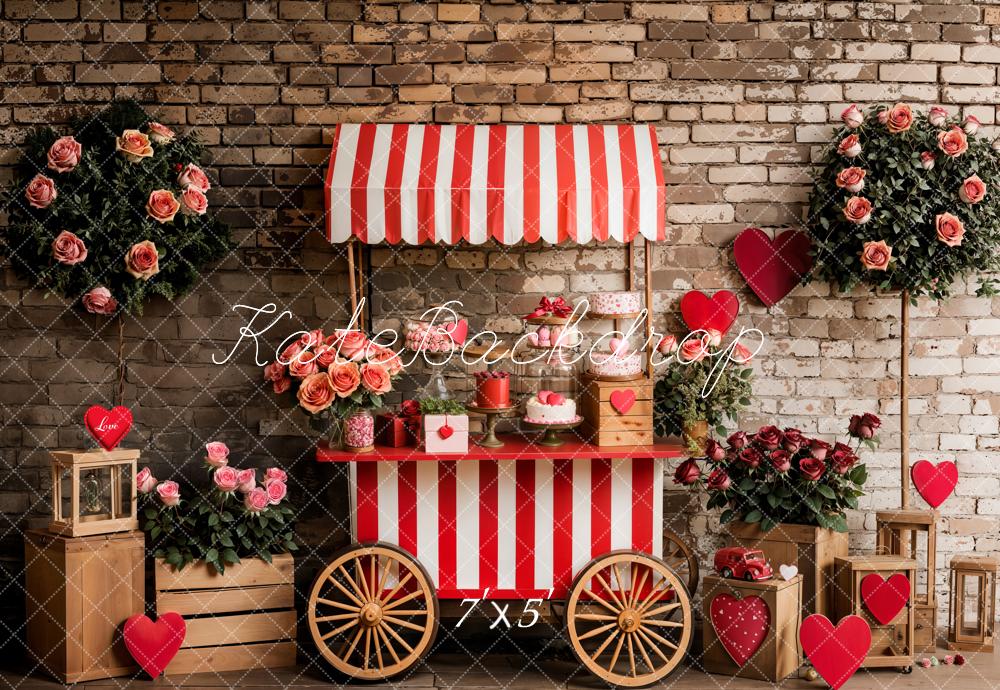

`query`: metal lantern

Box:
[49,449,140,537]
[948,555,997,652]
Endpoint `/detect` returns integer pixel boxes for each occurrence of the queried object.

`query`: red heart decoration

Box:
[680,290,740,335]
[911,460,958,508]
[84,405,133,451]
[444,319,469,345]
[800,614,871,690]
[861,573,910,625]
[438,424,454,440]
[733,228,813,307]
[710,593,770,665]
[609,389,636,415]
[123,612,186,678]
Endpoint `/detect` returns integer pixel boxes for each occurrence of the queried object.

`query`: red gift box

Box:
[375,413,409,448]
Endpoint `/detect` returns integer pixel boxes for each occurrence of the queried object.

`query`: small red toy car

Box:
[714,546,773,581]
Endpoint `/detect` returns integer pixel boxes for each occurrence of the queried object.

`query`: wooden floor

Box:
[3,646,998,690]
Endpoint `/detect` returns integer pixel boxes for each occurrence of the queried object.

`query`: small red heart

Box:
[438,424,453,440]
[911,460,958,508]
[123,612,186,678]
[861,573,910,625]
[710,593,770,665]
[734,228,813,307]
[800,614,871,690]
[84,405,133,451]
[443,319,469,345]
[680,290,740,335]
[609,389,636,415]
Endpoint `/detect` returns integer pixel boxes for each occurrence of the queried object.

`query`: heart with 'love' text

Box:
[84,405,133,451]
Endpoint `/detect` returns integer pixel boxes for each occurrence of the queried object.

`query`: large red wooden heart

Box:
[84,405,133,451]
[710,593,770,665]
[911,460,958,508]
[609,389,636,415]
[861,573,910,625]
[800,614,870,690]
[733,228,813,307]
[680,290,740,335]
[123,612,186,678]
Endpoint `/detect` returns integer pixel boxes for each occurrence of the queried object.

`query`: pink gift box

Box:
[423,414,469,454]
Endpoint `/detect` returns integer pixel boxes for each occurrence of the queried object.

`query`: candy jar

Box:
[342,410,375,453]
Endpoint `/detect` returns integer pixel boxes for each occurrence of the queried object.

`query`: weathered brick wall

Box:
[2,0,999,639]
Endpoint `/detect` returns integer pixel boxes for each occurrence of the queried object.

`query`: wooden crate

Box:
[727,521,847,618]
[701,574,802,682]
[154,553,297,674]
[24,529,144,682]
[579,377,653,446]
[834,555,916,669]
[876,509,938,652]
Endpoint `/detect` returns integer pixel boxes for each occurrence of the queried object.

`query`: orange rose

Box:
[860,240,892,271]
[366,344,403,375]
[297,372,335,414]
[938,127,968,157]
[885,103,913,133]
[360,362,391,394]
[959,174,986,204]
[115,129,153,163]
[835,167,866,193]
[679,336,708,363]
[843,196,872,224]
[124,240,160,280]
[936,212,965,247]
[329,359,361,398]
[147,189,180,223]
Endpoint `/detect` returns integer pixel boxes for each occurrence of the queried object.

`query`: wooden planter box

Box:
[24,529,144,682]
[727,521,848,618]
[579,377,653,446]
[154,553,297,674]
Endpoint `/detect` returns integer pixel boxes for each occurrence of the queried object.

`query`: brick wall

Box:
[2,0,999,640]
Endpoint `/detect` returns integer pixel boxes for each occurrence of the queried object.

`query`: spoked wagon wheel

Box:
[565,550,693,688]
[308,542,439,681]
[663,528,699,596]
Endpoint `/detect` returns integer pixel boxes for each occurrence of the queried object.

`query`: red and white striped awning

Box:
[325,124,665,245]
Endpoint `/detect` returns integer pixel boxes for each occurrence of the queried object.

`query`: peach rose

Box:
[51,230,88,265]
[860,240,892,271]
[360,362,391,394]
[266,480,287,505]
[47,136,82,173]
[82,286,117,315]
[125,240,161,280]
[314,345,338,369]
[366,344,403,375]
[837,134,861,158]
[920,151,936,170]
[885,103,913,133]
[116,129,153,163]
[679,336,708,363]
[244,487,269,513]
[938,127,969,157]
[263,361,286,382]
[329,359,361,398]
[136,467,157,494]
[329,330,368,361]
[180,186,207,216]
[835,167,866,193]
[841,104,863,129]
[297,372,336,413]
[963,115,981,135]
[147,189,180,223]
[147,122,176,144]
[936,212,965,247]
[205,441,230,467]
[928,106,948,127]
[843,196,872,224]
[731,342,754,364]
[213,466,240,492]
[25,174,57,209]
[657,334,677,354]
[959,174,986,204]
[156,480,180,507]
[177,163,211,192]
[288,352,319,379]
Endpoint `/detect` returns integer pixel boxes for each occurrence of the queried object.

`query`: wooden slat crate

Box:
[154,553,297,674]
[579,378,654,447]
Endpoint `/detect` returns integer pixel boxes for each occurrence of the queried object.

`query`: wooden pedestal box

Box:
[154,553,297,674]
[834,556,916,670]
[876,509,938,652]
[24,529,144,682]
[701,575,802,682]
[579,377,653,447]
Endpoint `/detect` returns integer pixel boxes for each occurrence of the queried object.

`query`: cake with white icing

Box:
[524,390,578,424]
[588,350,643,378]
[588,291,641,316]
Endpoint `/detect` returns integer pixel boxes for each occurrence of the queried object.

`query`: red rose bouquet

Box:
[674,413,880,532]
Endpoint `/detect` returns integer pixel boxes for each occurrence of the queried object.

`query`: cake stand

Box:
[521,416,583,447]
[465,402,519,448]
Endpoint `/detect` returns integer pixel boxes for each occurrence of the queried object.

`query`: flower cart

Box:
[308,123,697,686]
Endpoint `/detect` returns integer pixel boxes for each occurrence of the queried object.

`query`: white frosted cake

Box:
[524,390,578,424]
[588,291,641,315]
[588,350,643,378]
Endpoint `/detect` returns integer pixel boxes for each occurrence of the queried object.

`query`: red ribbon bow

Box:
[524,296,571,320]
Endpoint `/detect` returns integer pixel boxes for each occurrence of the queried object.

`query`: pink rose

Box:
[273,376,292,394]
[366,344,403,375]
[244,487,269,513]
[705,439,726,462]
[963,115,981,135]
[177,163,211,192]
[147,122,176,144]
[360,362,391,394]
[835,167,866,193]
[838,134,861,158]
[657,334,677,355]
[213,466,240,492]
[938,127,969,157]
[51,230,88,265]
[877,110,889,124]
[156,480,180,506]
[936,212,965,247]
[297,372,335,413]
[25,174,57,209]
[180,186,208,216]
[329,359,361,398]
[315,345,338,369]
[809,439,831,461]
[116,129,153,163]
[47,136,82,173]
[236,468,256,493]
[706,469,731,491]
[146,189,180,223]
[205,441,229,467]
[300,329,324,348]
[82,286,117,315]
[263,361,286,382]
[673,458,701,485]
[330,330,368,361]
[885,103,913,133]
[841,104,863,129]
[860,240,892,271]
[730,342,754,365]
[288,352,319,379]
[136,467,157,494]
[799,457,826,481]
[928,107,948,127]
[959,174,986,204]
[843,196,872,224]
[264,467,288,486]
[125,240,161,280]
[679,336,708,363]
[920,151,936,170]
[705,329,722,347]
[266,479,287,505]
[279,340,302,364]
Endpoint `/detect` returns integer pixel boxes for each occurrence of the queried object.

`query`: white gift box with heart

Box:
[423,414,469,454]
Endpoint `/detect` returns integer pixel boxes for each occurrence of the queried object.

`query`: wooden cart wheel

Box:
[308,542,439,681]
[565,550,693,688]
[663,528,699,596]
